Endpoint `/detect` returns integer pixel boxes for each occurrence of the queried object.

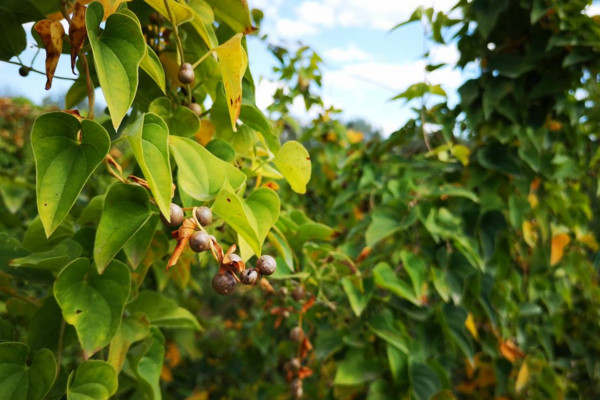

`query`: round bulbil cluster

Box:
[211,253,277,296]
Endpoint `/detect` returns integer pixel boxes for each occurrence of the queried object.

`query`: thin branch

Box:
[80,52,95,119]
[4,60,77,81]
[0,287,40,307]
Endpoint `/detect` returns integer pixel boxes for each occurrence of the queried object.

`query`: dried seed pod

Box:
[240,268,259,285]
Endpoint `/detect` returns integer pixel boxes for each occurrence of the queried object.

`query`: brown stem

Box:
[80,52,95,119]
[105,155,126,183]
[0,287,40,307]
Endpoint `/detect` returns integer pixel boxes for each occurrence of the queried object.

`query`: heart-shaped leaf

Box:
[372,262,420,306]
[54,258,131,358]
[67,360,117,400]
[126,113,172,219]
[87,2,145,129]
[169,135,246,201]
[10,239,82,271]
[127,291,201,330]
[94,183,154,273]
[31,112,110,237]
[0,342,56,400]
[149,97,199,138]
[129,327,165,400]
[215,33,247,131]
[272,141,311,194]
[212,186,280,257]
[108,313,151,372]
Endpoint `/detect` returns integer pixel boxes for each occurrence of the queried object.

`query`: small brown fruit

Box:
[212,272,236,295]
[178,62,195,85]
[290,326,303,342]
[189,230,211,253]
[292,286,305,301]
[161,203,184,227]
[194,206,213,226]
[187,102,202,116]
[19,66,30,77]
[240,268,258,285]
[256,255,277,276]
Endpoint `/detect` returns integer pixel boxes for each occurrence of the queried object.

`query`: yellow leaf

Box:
[185,390,209,400]
[34,20,65,90]
[194,119,215,146]
[79,0,133,20]
[515,361,529,392]
[527,193,538,209]
[522,221,538,248]
[142,0,194,26]
[272,141,312,194]
[159,51,183,86]
[464,313,478,340]
[346,129,364,144]
[215,33,248,132]
[550,233,570,266]
[577,233,599,251]
[499,339,525,362]
[452,144,470,166]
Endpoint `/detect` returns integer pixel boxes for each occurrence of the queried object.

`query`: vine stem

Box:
[191,50,213,70]
[0,287,40,307]
[5,60,76,81]
[80,52,95,119]
[56,319,66,378]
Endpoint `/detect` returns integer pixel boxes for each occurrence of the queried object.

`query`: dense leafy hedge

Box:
[1,0,600,399]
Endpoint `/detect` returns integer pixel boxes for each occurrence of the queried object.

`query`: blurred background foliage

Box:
[2,0,600,399]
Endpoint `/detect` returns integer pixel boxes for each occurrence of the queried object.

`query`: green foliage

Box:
[2,0,600,399]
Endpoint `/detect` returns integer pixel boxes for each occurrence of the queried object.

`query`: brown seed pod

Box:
[290,326,303,342]
[240,268,259,285]
[189,230,211,253]
[212,271,237,295]
[161,203,184,228]
[178,62,195,84]
[194,206,213,226]
[257,255,277,276]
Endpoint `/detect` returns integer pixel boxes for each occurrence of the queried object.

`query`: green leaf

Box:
[123,214,159,270]
[272,141,312,194]
[410,362,441,400]
[372,262,420,305]
[366,207,417,247]
[126,113,172,219]
[333,349,380,386]
[21,216,74,253]
[140,45,166,93]
[31,112,110,237]
[213,187,280,257]
[143,0,194,26]
[341,277,372,317]
[399,250,426,299]
[28,297,74,353]
[204,0,255,33]
[94,183,153,273]
[67,360,117,400]
[108,313,151,373]
[239,102,279,153]
[129,328,165,400]
[0,179,29,214]
[148,97,200,138]
[206,139,236,162]
[0,342,56,400]
[87,2,145,129]
[9,239,82,271]
[169,135,246,201]
[367,310,408,353]
[54,258,131,358]
[127,291,201,330]
[0,8,26,61]
[189,0,218,49]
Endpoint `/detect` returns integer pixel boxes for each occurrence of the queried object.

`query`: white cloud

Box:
[323,44,370,62]
[585,3,600,15]
[430,43,460,65]
[274,18,318,38]
[296,1,336,27]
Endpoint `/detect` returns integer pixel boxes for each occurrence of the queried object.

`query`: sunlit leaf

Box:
[215,33,247,131]
[33,19,64,90]
[550,233,570,266]
[272,141,312,194]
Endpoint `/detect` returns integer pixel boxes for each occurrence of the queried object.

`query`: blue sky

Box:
[2,0,471,135]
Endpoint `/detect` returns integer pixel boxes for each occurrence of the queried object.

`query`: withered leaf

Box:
[34,19,65,90]
[70,2,87,73]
